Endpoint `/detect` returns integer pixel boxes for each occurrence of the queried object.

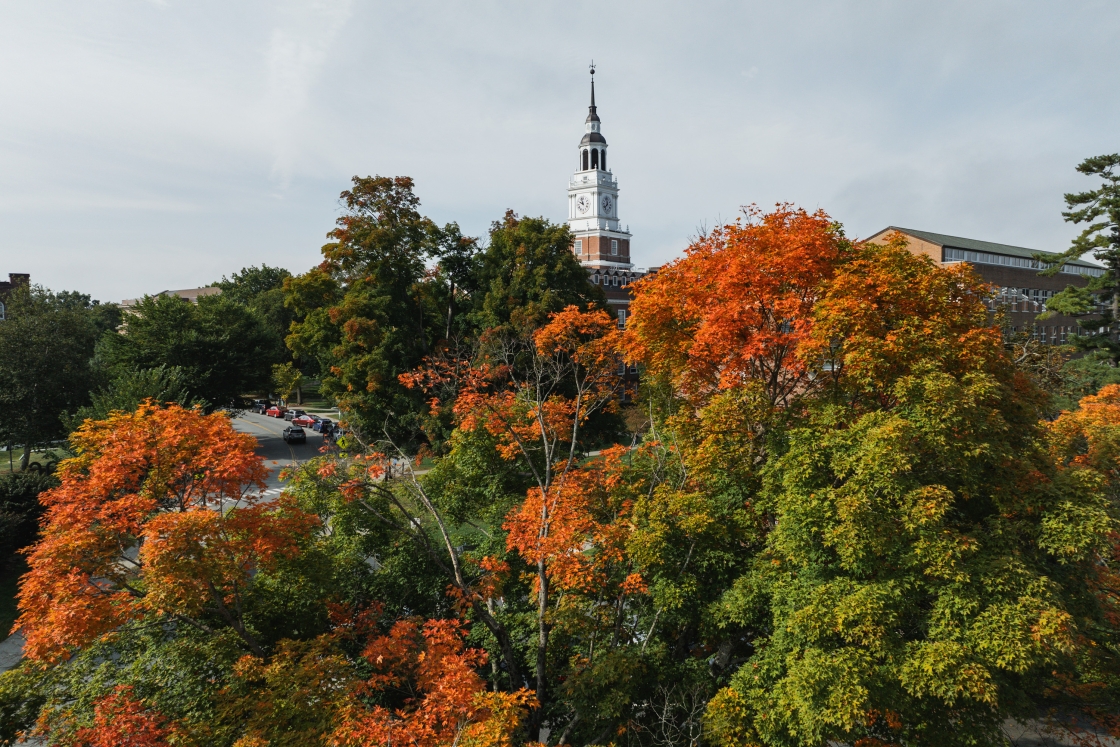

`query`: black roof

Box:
[580,132,607,145]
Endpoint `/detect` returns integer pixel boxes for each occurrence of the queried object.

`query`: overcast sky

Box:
[2,0,1118,303]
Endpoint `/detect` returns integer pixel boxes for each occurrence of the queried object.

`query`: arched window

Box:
[601,149,606,170]
[591,149,599,169]
[582,149,588,170]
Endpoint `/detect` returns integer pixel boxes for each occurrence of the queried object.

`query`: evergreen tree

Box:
[1044,154,1120,358]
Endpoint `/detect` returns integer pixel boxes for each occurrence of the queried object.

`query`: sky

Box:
[1,0,1118,303]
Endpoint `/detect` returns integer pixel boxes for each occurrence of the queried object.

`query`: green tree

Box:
[469,209,606,334]
[0,285,100,469]
[1043,154,1120,358]
[214,265,295,366]
[65,365,204,431]
[0,471,57,561]
[285,176,459,444]
[271,362,304,405]
[99,293,274,408]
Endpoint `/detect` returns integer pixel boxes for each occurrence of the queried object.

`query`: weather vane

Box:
[589,60,596,76]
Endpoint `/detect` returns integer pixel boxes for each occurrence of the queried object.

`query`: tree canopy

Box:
[0,285,103,469]
[1043,154,1120,359]
[284,177,604,446]
[2,201,1119,747]
[98,293,276,408]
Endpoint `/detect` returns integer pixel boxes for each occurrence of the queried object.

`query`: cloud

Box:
[264,0,353,185]
[0,0,1118,302]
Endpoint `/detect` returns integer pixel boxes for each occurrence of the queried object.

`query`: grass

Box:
[0,448,66,475]
[0,557,27,640]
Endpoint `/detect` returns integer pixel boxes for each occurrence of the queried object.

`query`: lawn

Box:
[0,448,65,475]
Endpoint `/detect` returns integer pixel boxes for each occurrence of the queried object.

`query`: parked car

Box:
[265,406,287,418]
[250,399,271,414]
[284,409,306,422]
[313,418,333,433]
[282,426,306,444]
[291,414,315,428]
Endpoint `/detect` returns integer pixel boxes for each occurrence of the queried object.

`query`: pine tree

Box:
[1044,154,1120,358]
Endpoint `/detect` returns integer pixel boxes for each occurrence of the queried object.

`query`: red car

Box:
[265,406,287,418]
[290,414,315,427]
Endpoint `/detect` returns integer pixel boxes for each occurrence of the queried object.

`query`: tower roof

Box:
[585,67,600,124]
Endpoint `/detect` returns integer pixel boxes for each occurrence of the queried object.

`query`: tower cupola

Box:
[567,64,631,270]
[579,65,607,170]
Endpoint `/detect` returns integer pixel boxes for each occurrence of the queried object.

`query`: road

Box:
[232,411,326,496]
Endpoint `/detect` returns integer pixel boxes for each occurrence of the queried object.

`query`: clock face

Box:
[576,195,591,214]
[601,195,613,214]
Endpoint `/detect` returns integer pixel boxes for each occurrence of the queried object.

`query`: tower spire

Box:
[586,61,599,123]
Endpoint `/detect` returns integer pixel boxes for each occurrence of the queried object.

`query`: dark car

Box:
[283,426,306,444]
[250,399,271,414]
[313,418,333,433]
[284,409,306,422]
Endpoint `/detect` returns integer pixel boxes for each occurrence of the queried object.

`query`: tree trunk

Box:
[530,557,549,735]
[446,281,455,342]
[296,385,302,405]
[20,440,31,471]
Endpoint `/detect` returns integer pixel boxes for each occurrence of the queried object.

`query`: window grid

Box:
[943,247,1103,277]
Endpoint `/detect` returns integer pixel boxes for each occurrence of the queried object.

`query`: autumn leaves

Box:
[7,205,1120,745]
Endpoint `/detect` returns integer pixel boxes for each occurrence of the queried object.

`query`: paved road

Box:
[232,411,326,494]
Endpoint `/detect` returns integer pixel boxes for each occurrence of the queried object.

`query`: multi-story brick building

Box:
[867,227,1106,344]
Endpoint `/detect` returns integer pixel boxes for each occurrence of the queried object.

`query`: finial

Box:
[589,60,596,75]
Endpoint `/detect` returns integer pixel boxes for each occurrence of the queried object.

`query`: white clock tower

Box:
[568,66,633,272]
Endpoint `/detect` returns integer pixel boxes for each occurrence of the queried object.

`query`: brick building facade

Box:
[867,227,1104,344]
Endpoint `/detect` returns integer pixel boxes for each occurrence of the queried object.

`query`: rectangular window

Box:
[574,239,582,254]
[612,276,619,286]
[617,309,626,329]
[611,239,618,255]
[592,274,599,284]
[629,363,638,374]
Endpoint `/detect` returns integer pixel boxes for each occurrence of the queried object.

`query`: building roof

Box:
[879,226,1102,269]
[121,286,222,307]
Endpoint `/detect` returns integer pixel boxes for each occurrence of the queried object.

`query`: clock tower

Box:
[568,66,633,274]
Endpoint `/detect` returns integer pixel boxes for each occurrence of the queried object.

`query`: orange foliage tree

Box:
[398,305,624,722]
[624,205,846,407]
[809,232,1004,398]
[332,616,537,747]
[15,402,313,662]
[71,686,180,747]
